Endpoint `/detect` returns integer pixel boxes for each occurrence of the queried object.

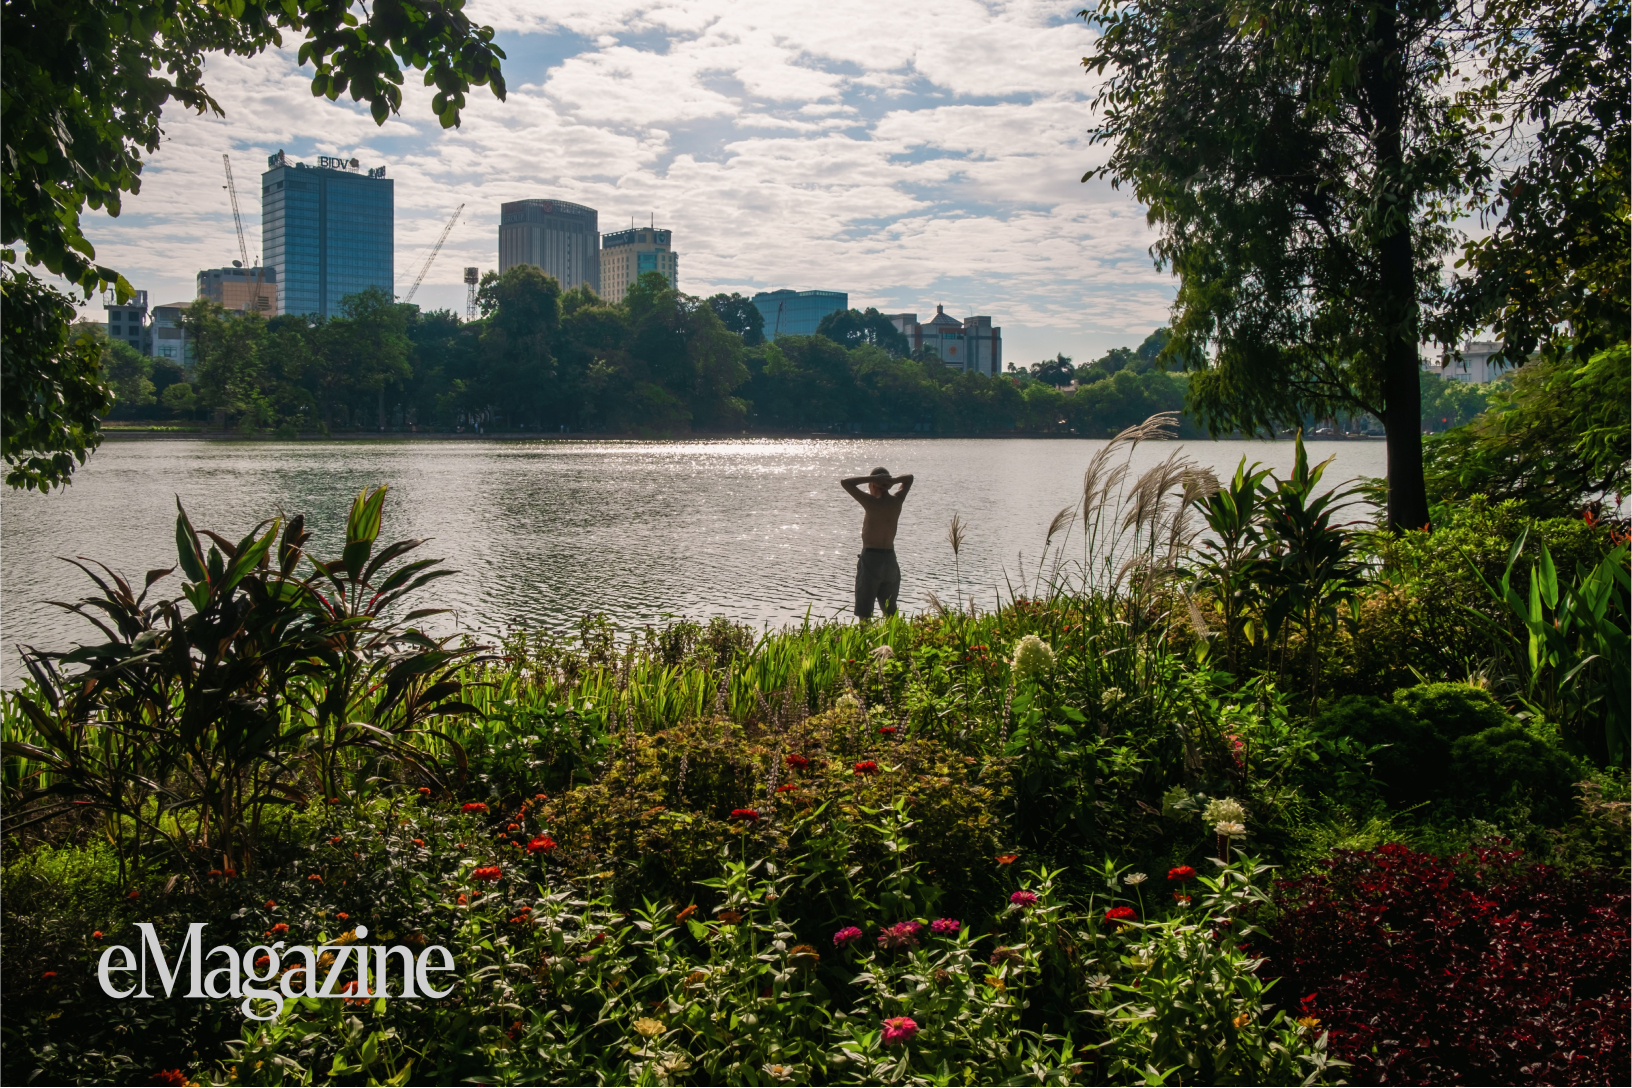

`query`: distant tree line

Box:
[90,269,1207,438]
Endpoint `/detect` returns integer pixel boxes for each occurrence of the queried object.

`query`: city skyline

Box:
[66,0,1176,364]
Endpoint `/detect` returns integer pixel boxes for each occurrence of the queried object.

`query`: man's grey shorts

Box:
[854,548,901,618]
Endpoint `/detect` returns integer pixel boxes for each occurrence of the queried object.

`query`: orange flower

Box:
[676,904,698,923]
[996,854,1019,865]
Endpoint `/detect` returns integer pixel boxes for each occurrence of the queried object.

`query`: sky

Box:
[75,0,1179,364]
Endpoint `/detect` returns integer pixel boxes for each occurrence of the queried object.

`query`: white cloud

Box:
[75,0,1174,357]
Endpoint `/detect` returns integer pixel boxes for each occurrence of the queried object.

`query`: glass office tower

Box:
[261,151,393,319]
[750,289,848,338]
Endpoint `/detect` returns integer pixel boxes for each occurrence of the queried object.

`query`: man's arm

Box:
[840,476,877,503]
[892,473,914,499]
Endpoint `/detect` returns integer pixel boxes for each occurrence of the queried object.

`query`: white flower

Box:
[1100,686,1126,708]
[1202,797,1246,825]
[762,1064,794,1082]
[1215,820,1247,838]
[1011,635,1056,677]
[870,644,894,661]
[1123,872,1148,886]
[835,692,861,712]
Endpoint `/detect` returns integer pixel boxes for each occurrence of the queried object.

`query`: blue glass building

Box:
[750,289,848,338]
[261,151,393,319]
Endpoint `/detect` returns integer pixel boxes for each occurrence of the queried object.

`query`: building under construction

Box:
[197,265,278,315]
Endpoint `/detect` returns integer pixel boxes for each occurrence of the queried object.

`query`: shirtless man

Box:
[841,466,914,619]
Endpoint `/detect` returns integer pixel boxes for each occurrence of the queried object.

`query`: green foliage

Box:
[1423,342,1632,514]
[1391,681,1511,743]
[814,307,911,355]
[1418,368,1493,432]
[1438,0,1629,365]
[1449,724,1581,824]
[1311,695,1439,808]
[1,487,482,876]
[0,269,112,490]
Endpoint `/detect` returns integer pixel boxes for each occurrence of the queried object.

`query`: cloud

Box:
[74,0,1174,358]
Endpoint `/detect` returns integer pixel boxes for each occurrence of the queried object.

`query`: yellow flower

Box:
[984,975,1006,990]
[633,1017,665,1039]
[1232,1013,1251,1029]
[1296,1015,1322,1030]
[789,943,820,968]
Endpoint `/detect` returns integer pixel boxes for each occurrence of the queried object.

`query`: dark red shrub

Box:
[1259,843,1629,1085]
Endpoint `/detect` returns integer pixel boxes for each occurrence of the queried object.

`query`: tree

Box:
[0,269,111,489]
[707,292,765,345]
[1031,353,1076,386]
[815,307,912,355]
[1,0,506,485]
[1423,343,1630,515]
[478,265,561,427]
[1083,0,1487,530]
[1438,0,1629,366]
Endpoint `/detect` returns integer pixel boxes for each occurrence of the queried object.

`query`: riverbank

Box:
[98,423,1388,442]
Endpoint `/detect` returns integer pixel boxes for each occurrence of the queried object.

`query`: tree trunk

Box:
[1367,0,1431,533]
[378,387,386,432]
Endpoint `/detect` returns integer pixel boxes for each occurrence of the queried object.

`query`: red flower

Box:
[41,971,57,980]
[535,793,548,801]
[207,869,222,878]
[854,760,879,776]
[92,930,103,940]
[336,912,349,921]
[730,808,761,822]
[412,838,425,848]
[254,955,271,969]
[308,874,323,882]
[127,889,139,899]
[526,836,556,854]
[154,1070,188,1086]
[1105,905,1138,922]
[784,754,810,770]
[1168,866,1197,883]
[508,823,520,832]
[1174,893,1192,905]
[878,726,897,735]
[327,797,342,806]
[418,787,432,796]
[457,893,468,905]
[472,865,503,882]
[775,783,798,793]
[461,802,488,814]
[265,922,290,937]
[996,854,1019,865]
[265,899,277,909]
[331,836,343,845]
[223,868,238,878]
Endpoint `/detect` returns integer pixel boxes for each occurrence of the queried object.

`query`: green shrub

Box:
[1449,724,1581,823]
[1392,682,1512,744]
[1310,695,1442,806]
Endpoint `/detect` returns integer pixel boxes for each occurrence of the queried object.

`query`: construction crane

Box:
[221,154,269,313]
[404,203,464,304]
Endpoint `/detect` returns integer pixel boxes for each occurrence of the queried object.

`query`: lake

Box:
[0,435,1387,683]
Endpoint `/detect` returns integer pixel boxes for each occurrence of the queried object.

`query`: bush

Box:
[1450,724,1581,824]
[1310,695,1442,807]
[1261,843,1630,1085]
[1393,681,1511,743]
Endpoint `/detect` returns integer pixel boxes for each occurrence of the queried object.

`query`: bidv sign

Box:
[97,923,456,1021]
[316,155,388,178]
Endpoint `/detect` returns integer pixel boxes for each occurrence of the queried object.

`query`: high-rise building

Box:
[600,226,678,304]
[750,289,847,338]
[498,199,600,294]
[104,290,149,354]
[261,150,393,319]
[886,305,1003,375]
[197,265,278,315]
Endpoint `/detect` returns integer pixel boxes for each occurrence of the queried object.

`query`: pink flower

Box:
[930,918,962,937]
[1009,890,1039,909]
[833,925,864,947]
[877,921,923,950]
[882,1016,919,1046]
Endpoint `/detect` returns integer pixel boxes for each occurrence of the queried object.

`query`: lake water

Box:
[0,436,1387,683]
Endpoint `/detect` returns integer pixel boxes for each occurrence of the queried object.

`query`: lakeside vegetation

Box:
[4,418,1627,1085]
